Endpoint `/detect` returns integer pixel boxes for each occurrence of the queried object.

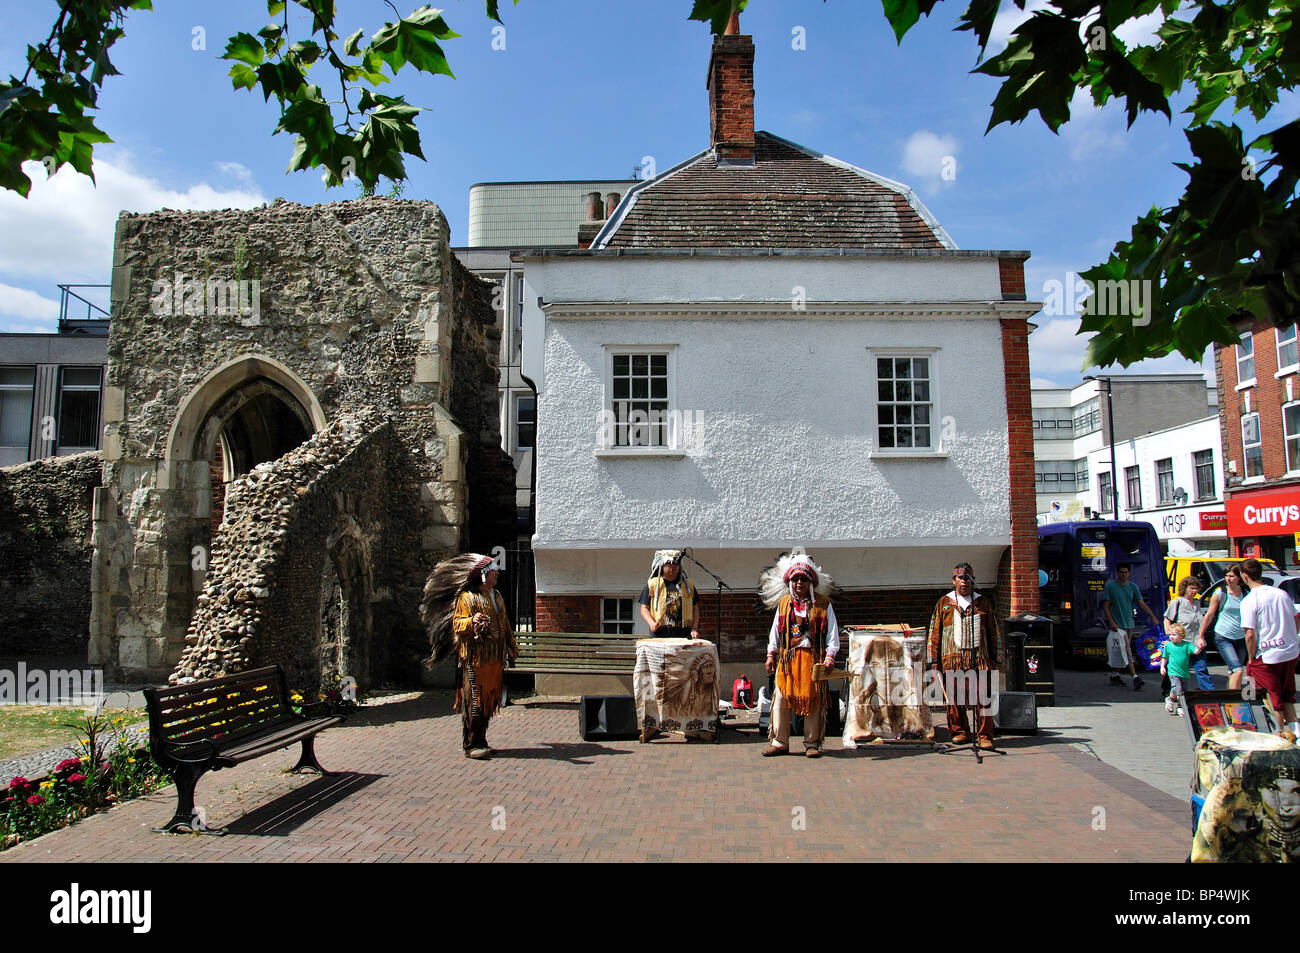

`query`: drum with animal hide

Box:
[841,626,934,746]
[633,638,720,741]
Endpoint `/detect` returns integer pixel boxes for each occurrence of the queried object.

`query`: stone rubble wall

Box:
[172,411,422,691]
[0,453,101,657]
[95,198,513,682]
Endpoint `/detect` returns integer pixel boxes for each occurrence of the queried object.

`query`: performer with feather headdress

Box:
[637,549,701,639]
[760,551,839,758]
[421,553,518,760]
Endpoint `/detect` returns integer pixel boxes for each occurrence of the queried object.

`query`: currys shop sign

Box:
[1227,488,1300,536]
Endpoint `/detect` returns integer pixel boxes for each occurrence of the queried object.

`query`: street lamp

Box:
[1084,375,1119,521]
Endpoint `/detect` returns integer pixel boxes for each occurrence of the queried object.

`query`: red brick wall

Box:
[1218,320,1300,484]
[998,257,1026,298]
[1002,317,1038,613]
[1218,318,1300,556]
[707,35,755,163]
[539,587,986,663]
[535,595,600,634]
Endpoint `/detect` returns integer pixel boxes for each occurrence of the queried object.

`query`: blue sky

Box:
[2,0,1285,385]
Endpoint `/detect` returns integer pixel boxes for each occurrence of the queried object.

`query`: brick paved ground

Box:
[1,688,1190,862]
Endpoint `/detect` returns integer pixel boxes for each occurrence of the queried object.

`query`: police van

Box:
[1038,520,1167,664]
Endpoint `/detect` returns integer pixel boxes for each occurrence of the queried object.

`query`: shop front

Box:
[1132,502,1228,554]
[1225,485,1300,570]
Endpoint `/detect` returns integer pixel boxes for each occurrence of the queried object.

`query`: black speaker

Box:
[578,695,640,741]
[995,691,1038,735]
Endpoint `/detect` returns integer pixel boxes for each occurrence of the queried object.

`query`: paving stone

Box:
[0,685,1194,862]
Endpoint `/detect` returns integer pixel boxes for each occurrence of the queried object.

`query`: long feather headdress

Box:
[420,553,490,662]
[758,551,833,608]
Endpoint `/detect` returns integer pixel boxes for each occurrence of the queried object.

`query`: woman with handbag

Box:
[1200,563,1249,691]
[1165,576,1214,690]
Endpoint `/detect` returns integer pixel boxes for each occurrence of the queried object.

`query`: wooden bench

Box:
[143,664,343,834]
[512,632,641,676]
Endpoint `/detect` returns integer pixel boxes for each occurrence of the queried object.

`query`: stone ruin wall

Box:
[93,197,512,684]
[175,412,424,691]
[0,453,101,657]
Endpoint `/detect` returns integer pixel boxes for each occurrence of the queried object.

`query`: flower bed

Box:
[0,714,169,851]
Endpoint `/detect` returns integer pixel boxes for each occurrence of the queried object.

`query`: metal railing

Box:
[57,284,110,335]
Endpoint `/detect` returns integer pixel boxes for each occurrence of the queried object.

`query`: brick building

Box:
[1217,317,1300,568]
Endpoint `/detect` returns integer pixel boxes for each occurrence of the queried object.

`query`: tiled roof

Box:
[596,132,952,250]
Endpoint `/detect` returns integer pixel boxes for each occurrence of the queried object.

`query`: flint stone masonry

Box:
[175,412,422,690]
[92,198,512,685]
[0,453,101,656]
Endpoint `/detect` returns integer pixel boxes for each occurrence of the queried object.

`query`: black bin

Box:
[1006,615,1056,708]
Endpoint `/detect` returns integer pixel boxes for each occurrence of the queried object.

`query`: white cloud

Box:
[788,109,821,125]
[989,3,1166,53]
[0,281,60,328]
[215,161,256,186]
[1114,9,1166,47]
[900,130,959,186]
[987,0,1052,50]
[1059,89,1128,161]
[1029,315,1215,387]
[0,155,265,290]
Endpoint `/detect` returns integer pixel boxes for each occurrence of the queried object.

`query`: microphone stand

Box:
[680,549,740,738]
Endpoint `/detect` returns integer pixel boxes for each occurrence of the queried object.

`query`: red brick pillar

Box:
[1001,316,1038,613]
[535,595,600,632]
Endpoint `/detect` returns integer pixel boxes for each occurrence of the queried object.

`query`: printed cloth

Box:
[633,638,719,737]
[1191,729,1300,863]
[842,627,933,747]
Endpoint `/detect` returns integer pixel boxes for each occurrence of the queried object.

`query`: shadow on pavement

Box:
[492,742,634,764]
[222,772,383,837]
[831,744,943,760]
[342,693,453,728]
[994,731,1094,748]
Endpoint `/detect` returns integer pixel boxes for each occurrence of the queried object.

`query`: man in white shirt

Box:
[1239,558,1299,723]
[760,553,839,758]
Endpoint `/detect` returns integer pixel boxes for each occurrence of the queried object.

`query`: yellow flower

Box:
[40,781,54,790]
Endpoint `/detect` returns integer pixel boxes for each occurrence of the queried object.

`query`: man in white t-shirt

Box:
[1239,558,1299,723]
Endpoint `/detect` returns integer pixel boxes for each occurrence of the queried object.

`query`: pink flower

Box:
[8,777,30,790]
[67,773,87,784]
[54,758,81,773]
[26,794,44,806]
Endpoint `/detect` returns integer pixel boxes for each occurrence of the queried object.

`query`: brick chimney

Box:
[707,13,755,166]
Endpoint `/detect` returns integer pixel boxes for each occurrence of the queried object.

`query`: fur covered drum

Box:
[633,638,720,741]
[841,626,934,746]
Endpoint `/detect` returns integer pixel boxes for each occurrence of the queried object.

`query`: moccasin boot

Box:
[977,736,995,750]
[761,745,786,757]
[805,747,822,758]
[466,747,492,760]
[950,731,971,745]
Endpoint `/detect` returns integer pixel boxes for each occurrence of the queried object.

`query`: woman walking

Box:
[1201,563,1249,691]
